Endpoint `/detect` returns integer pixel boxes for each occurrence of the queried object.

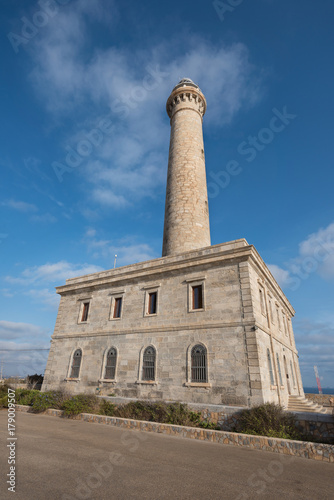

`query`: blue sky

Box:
[0,0,333,387]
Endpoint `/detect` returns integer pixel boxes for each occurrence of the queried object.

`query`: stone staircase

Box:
[287,395,330,414]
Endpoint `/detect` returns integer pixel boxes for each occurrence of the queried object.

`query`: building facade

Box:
[42,79,304,407]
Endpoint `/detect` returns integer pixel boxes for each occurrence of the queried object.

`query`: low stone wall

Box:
[294,412,334,444]
[305,393,334,408]
[100,396,334,442]
[15,405,334,463]
[99,396,244,431]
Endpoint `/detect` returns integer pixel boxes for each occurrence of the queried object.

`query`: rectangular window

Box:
[113,297,122,318]
[148,292,157,315]
[192,285,203,310]
[276,307,281,330]
[81,302,89,322]
[269,296,274,324]
[259,288,266,316]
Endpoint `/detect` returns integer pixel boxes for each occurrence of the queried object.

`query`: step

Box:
[287,396,330,414]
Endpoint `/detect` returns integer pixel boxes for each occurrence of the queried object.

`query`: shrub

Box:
[31,391,68,413]
[15,389,40,406]
[232,403,302,440]
[99,400,220,429]
[0,384,12,407]
[62,394,99,417]
[99,400,115,416]
[0,394,8,408]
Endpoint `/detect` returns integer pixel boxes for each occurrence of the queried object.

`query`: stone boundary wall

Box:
[15,405,334,463]
[99,397,334,442]
[305,393,334,408]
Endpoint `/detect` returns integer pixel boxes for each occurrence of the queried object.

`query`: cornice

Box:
[55,240,249,295]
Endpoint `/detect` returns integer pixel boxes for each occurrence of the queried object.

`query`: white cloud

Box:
[293,318,334,386]
[25,288,61,309]
[267,264,292,288]
[297,222,334,280]
[0,321,48,341]
[6,260,104,286]
[1,199,38,212]
[25,4,263,208]
[268,222,334,291]
[30,213,57,223]
[0,321,50,377]
[84,231,158,266]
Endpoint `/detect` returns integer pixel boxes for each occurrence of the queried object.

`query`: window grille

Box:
[276,353,283,386]
[70,349,82,378]
[105,348,117,379]
[148,292,157,314]
[142,346,156,380]
[192,285,203,309]
[191,344,207,383]
[267,348,275,385]
[81,302,89,322]
[113,297,122,318]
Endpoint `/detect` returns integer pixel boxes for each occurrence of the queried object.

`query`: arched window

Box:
[105,348,117,379]
[142,347,156,381]
[191,344,207,383]
[70,349,82,378]
[267,348,275,386]
[276,353,283,386]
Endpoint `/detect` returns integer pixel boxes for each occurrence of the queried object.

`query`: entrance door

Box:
[283,356,291,395]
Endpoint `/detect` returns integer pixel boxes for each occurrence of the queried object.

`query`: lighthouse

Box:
[162,78,211,256]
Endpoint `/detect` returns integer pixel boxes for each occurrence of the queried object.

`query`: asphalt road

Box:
[0,411,333,500]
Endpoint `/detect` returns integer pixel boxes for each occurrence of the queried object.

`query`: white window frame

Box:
[185,342,211,388]
[136,344,158,385]
[259,286,266,316]
[99,346,118,383]
[109,290,125,321]
[77,298,92,324]
[142,284,161,317]
[185,277,206,313]
[65,347,83,382]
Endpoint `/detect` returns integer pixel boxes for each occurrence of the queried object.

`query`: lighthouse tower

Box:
[162,79,211,256]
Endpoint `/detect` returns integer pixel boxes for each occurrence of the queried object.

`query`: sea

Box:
[303,387,334,395]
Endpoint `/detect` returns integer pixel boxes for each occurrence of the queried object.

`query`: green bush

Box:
[99,400,115,416]
[0,384,12,407]
[232,403,301,440]
[0,394,8,408]
[0,384,11,397]
[98,400,219,429]
[15,389,40,406]
[62,394,99,416]
[31,391,68,413]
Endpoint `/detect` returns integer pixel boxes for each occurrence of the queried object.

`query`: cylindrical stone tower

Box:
[162,78,211,257]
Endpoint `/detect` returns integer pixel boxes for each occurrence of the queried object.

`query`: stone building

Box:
[42,78,304,408]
